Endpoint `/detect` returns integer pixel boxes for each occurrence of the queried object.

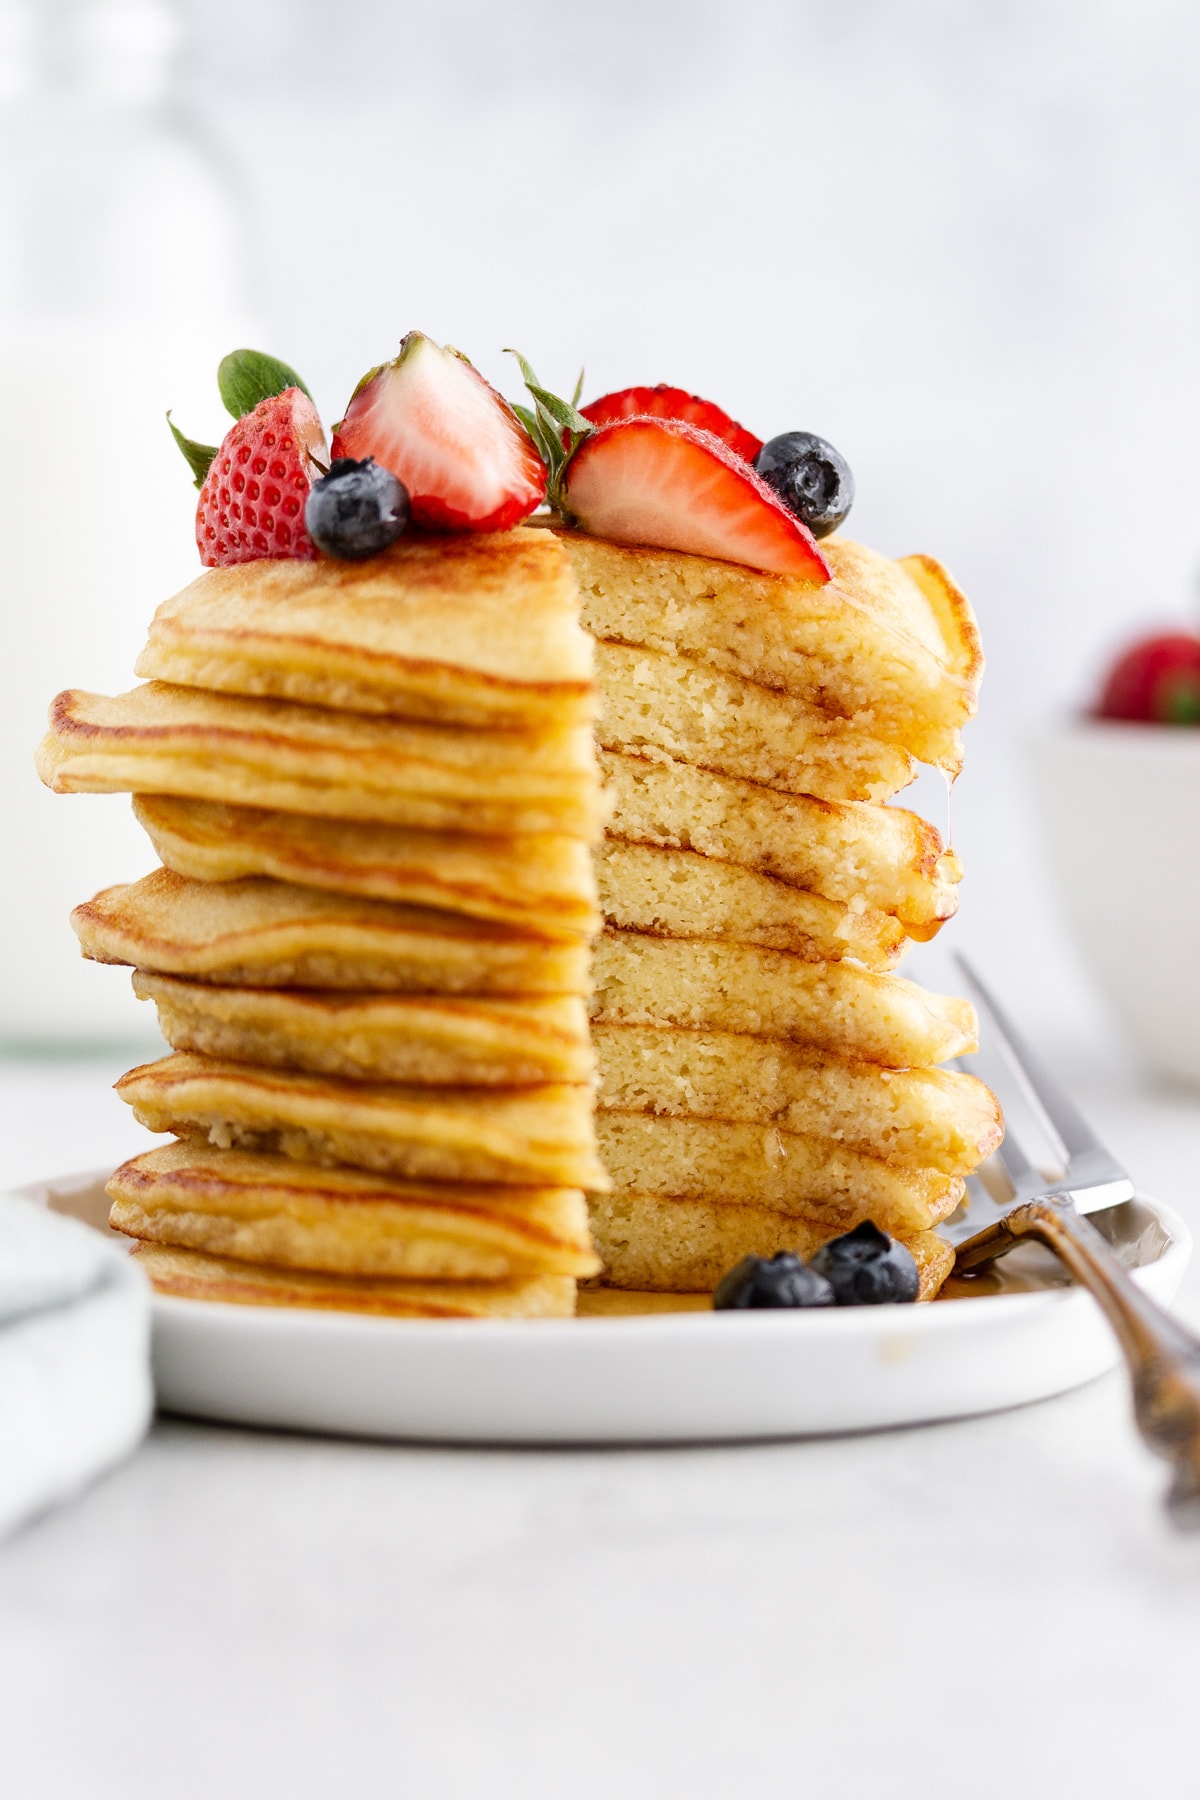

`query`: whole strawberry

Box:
[170,349,328,568]
[1096,632,1200,725]
[195,389,326,566]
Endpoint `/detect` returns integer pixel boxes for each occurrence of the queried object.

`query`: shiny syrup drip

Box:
[941,767,955,853]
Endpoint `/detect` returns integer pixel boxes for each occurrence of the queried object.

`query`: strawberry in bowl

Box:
[1095,632,1200,725]
[1036,621,1200,1086]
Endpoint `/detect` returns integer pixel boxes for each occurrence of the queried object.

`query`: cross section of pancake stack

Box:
[36,532,608,1317]
[554,530,1003,1301]
[35,335,1002,1317]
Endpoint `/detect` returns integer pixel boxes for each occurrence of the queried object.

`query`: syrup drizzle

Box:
[941,767,955,853]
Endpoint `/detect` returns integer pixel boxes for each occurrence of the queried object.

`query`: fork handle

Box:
[955,1195,1200,1526]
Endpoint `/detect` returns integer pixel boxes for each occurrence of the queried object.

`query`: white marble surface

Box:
[1,1043,1199,1798]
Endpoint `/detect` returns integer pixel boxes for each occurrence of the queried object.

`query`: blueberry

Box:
[305,457,410,560]
[713,1252,835,1310]
[754,431,854,538]
[809,1222,919,1305]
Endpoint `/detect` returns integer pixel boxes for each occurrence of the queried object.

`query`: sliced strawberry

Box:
[562,417,830,581]
[1096,632,1200,724]
[332,332,546,532]
[195,389,327,567]
[581,384,763,463]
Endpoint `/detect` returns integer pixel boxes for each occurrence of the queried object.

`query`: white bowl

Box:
[1036,720,1200,1084]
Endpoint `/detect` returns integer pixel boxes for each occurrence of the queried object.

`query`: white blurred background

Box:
[4,0,1200,1063]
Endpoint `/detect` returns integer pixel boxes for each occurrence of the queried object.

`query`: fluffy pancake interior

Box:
[595,1111,963,1235]
[587,1191,953,1298]
[596,841,907,967]
[591,930,978,1068]
[561,531,981,772]
[594,639,915,802]
[593,1023,1001,1174]
[601,749,959,932]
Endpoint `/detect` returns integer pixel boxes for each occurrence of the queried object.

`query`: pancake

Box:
[601,750,959,935]
[72,871,589,994]
[587,1192,953,1297]
[595,841,906,967]
[132,1241,577,1316]
[133,795,598,938]
[134,971,595,1087]
[595,1112,963,1235]
[562,531,982,771]
[135,527,596,729]
[593,1025,1002,1174]
[115,1053,608,1190]
[108,1142,599,1280]
[591,930,978,1067]
[36,682,603,839]
[595,639,915,802]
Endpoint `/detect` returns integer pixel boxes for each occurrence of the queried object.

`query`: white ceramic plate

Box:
[22,1170,1190,1444]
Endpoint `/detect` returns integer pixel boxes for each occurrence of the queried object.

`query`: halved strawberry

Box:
[581,384,763,463]
[195,389,326,567]
[562,417,831,581]
[332,333,546,532]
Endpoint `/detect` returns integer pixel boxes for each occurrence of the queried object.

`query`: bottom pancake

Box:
[108,1142,599,1280]
[132,1241,577,1317]
[587,1191,953,1298]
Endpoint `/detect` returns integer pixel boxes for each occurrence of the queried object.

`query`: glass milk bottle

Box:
[0,0,258,1043]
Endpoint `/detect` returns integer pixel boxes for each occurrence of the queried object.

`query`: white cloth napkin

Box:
[0,1191,152,1540]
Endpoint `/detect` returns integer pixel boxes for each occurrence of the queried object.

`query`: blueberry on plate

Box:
[754,431,854,538]
[809,1222,919,1305]
[305,456,410,560]
[712,1252,835,1310]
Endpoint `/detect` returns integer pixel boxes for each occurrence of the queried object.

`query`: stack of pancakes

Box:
[555,531,1002,1299]
[36,531,608,1317]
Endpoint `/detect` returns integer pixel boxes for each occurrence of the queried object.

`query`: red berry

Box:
[562,416,831,580]
[196,389,327,567]
[1096,633,1200,725]
[331,332,546,532]
[580,384,763,463]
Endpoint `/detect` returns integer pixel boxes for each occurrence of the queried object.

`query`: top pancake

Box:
[134,528,597,729]
[561,530,982,773]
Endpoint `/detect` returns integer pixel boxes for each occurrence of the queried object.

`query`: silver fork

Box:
[946,955,1200,1526]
